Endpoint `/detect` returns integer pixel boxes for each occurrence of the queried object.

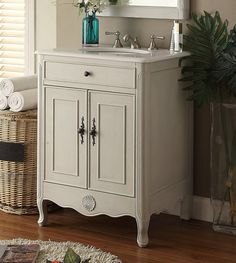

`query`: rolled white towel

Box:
[0,93,8,110]
[0,75,37,97]
[8,89,37,112]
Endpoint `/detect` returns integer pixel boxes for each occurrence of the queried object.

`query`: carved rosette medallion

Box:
[82,195,96,212]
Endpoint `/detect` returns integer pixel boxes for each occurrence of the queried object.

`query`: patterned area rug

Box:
[0,238,122,263]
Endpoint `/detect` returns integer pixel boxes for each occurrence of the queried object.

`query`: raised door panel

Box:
[89,91,135,197]
[45,87,87,188]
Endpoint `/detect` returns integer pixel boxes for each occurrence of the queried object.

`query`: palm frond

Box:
[180,11,229,106]
[213,26,236,97]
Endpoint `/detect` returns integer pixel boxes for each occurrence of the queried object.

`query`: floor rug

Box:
[0,238,122,263]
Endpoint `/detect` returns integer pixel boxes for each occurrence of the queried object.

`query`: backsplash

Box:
[99,17,173,49]
[57,4,173,49]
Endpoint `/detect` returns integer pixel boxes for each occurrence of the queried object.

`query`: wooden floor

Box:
[0,208,236,263]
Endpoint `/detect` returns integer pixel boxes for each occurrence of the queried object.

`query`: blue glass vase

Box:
[82,13,99,46]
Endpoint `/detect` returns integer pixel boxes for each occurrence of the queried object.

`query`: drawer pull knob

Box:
[84,71,91,77]
[89,118,97,146]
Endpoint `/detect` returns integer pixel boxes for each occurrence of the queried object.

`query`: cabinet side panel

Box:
[149,68,191,196]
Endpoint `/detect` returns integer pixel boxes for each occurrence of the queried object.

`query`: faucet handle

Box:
[148,34,165,50]
[105,31,121,37]
[105,31,123,48]
[134,37,141,49]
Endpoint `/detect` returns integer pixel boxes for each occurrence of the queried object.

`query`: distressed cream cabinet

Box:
[37,49,193,247]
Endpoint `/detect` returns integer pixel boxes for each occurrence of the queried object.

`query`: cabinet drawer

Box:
[45,61,136,89]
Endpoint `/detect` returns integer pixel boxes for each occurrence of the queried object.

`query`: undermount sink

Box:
[80,47,151,55]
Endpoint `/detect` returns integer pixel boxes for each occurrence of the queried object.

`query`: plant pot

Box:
[82,13,99,46]
[211,102,236,235]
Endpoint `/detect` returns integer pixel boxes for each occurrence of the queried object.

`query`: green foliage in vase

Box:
[214,26,236,97]
[180,11,230,106]
[72,0,129,15]
[73,0,110,15]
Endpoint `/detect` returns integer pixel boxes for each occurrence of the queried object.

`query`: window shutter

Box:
[0,0,25,78]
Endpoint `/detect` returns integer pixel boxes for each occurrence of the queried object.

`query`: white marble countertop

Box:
[37,47,190,63]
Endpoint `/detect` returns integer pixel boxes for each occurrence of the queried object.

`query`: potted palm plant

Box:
[181,11,236,234]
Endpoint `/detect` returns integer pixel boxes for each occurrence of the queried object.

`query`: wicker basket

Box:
[0,110,38,215]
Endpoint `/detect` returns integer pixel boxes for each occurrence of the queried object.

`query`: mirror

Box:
[129,0,178,7]
[101,0,190,20]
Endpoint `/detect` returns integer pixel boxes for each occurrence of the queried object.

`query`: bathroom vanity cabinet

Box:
[37,49,192,247]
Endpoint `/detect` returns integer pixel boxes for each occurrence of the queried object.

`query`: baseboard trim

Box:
[192,196,213,222]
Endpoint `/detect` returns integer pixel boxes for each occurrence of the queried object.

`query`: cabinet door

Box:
[45,87,87,188]
[89,91,135,197]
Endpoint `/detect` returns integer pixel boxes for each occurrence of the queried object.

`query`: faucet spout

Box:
[123,34,141,49]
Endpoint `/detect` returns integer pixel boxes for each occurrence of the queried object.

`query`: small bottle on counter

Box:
[169,26,175,52]
[170,20,183,53]
[173,20,183,52]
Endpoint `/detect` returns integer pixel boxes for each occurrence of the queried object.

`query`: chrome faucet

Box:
[123,34,141,49]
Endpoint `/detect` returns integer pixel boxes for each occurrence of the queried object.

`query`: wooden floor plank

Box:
[0,208,236,262]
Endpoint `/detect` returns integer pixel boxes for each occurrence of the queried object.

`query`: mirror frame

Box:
[100,0,190,20]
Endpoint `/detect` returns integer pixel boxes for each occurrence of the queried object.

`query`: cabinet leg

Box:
[37,199,48,227]
[136,216,150,248]
[180,195,193,220]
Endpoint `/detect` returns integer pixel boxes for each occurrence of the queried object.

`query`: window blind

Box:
[0,0,25,79]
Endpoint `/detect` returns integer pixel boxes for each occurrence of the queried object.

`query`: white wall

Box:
[36,0,57,50]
